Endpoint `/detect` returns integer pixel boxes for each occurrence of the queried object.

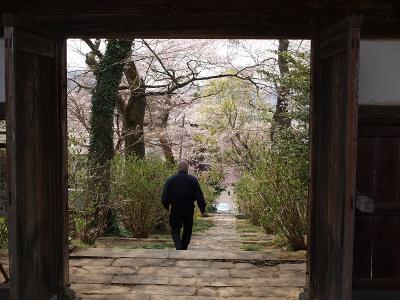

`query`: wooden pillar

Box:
[308,16,362,300]
[4,16,68,300]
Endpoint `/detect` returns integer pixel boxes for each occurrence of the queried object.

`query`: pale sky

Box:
[66,39,309,109]
[67,39,281,71]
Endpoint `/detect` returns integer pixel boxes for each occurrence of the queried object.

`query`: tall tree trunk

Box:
[271,39,290,140]
[159,134,175,164]
[158,110,175,164]
[123,81,146,157]
[85,39,132,242]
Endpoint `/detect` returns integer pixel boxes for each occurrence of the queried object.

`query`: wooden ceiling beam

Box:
[0,1,399,38]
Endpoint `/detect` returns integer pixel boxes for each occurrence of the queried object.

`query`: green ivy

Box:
[85,39,132,242]
[89,39,132,164]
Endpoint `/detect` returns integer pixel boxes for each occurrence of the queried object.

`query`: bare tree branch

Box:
[83,38,104,60]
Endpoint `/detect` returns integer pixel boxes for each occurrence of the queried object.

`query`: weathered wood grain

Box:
[0,1,398,299]
[354,106,400,289]
[308,16,360,300]
[5,20,68,300]
[0,1,400,38]
[359,106,400,125]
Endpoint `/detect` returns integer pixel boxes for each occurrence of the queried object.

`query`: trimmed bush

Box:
[111,155,173,238]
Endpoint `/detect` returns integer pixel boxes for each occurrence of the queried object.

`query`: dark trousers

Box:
[169,207,194,250]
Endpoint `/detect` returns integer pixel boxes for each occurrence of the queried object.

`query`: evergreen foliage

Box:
[89,39,132,163]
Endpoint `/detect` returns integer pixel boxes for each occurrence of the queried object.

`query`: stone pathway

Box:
[70,248,306,300]
[215,186,238,214]
[190,214,242,251]
[70,210,306,299]
[72,187,306,299]
[0,191,307,299]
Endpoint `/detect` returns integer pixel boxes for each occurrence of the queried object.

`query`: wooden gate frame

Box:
[4,15,68,300]
[0,7,384,300]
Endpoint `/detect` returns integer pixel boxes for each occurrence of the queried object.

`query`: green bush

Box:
[197,165,224,212]
[111,155,173,238]
[199,165,225,191]
[68,150,109,244]
[235,46,310,251]
[69,134,124,244]
[68,146,217,242]
[198,180,217,214]
[235,129,308,251]
[234,174,270,230]
[0,217,7,249]
[235,164,307,250]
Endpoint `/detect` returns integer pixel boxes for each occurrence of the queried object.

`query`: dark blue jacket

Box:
[161,170,206,213]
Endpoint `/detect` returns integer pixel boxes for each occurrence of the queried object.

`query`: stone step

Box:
[79,296,267,300]
[73,283,303,299]
[71,248,305,264]
[97,237,171,243]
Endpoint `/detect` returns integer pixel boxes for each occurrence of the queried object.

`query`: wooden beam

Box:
[0,1,399,38]
[359,105,400,125]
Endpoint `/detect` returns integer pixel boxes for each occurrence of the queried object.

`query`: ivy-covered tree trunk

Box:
[85,39,132,243]
[123,83,146,157]
[271,39,291,140]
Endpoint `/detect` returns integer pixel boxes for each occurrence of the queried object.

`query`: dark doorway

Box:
[354,106,400,294]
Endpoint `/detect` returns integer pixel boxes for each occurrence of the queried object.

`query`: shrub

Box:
[235,129,308,250]
[111,155,173,238]
[69,182,110,244]
[197,177,220,214]
[0,217,7,249]
[68,145,112,244]
[234,174,267,228]
[197,165,224,213]
[235,45,310,251]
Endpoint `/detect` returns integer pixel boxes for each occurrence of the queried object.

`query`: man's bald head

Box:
[178,160,189,172]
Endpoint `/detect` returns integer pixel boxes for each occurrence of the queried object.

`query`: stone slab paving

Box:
[70,256,306,299]
[190,214,242,251]
[190,188,240,251]
[71,207,306,299]
[0,214,307,299]
[71,247,298,262]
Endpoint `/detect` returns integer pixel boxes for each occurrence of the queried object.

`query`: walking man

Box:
[162,161,206,250]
